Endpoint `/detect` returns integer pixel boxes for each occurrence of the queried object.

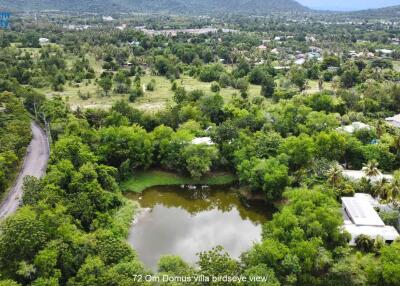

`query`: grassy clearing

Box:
[49,73,263,112]
[121,169,236,193]
[305,80,333,94]
[34,50,262,111]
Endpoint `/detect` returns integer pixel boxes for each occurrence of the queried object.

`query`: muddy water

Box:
[126,186,274,270]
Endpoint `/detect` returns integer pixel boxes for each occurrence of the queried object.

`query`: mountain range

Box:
[298,0,400,11]
[1,0,399,14]
[0,0,308,14]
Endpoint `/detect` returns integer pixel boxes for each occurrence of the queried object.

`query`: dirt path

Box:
[0,122,49,219]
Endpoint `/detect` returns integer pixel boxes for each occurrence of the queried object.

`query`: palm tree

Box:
[373,178,389,199]
[326,163,343,187]
[362,160,380,178]
[392,134,400,157]
[355,234,374,252]
[385,173,400,208]
[376,119,385,138]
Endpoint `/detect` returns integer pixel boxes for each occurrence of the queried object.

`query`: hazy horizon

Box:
[298,0,400,11]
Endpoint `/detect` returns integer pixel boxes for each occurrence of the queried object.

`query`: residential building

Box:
[342,194,399,245]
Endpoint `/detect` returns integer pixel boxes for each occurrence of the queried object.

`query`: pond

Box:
[126,186,274,270]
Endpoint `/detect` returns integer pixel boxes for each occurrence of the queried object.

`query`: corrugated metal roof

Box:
[342,197,385,227]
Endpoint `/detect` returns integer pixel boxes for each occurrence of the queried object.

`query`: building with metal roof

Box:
[341,194,399,245]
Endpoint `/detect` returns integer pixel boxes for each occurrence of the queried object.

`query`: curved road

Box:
[0,122,49,219]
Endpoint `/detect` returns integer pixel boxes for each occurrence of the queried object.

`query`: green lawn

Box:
[121,170,236,193]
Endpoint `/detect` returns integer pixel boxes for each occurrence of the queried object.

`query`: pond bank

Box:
[120,169,236,193]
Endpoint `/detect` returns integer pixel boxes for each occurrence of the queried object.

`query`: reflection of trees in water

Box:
[191,188,210,200]
[131,186,272,224]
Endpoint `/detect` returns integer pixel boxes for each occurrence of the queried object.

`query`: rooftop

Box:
[191,137,214,146]
[386,114,400,128]
[341,194,400,245]
[342,170,393,183]
[337,121,371,134]
[342,196,384,226]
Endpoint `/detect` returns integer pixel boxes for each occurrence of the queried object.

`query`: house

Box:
[309,46,322,53]
[307,52,321,60]
[255,60,265,66]
[274,66,290,71]
[366,52,375,59]
[348,50,358,57]
[342,194,399,245]
[39,38,49,45]
[102,16,114,21]
[376,49,394,57]
[116,24,127,31]
[391,38,400,45]
[337,121,371,134]
[327,66,340,73]
[295,53,306,59]
[257,44,267,51]
[306,36,317,42]
[294,58,306,65]
[129,41,140,47]
[385,114,400,128]
[191,137,214,145]
[342,169,393,183]
[271,48,279,55]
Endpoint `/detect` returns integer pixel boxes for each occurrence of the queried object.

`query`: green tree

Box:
[98,126,153,169]
[261,75,276,98]
[238,157,289,200]
[181,144,218,179]
[289,68,307,91]
[279,134,314,170]
[98,76,113,96]
[0,207,49,275]
[197,246,241,286]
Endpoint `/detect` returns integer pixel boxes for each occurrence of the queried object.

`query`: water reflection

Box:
[126,186,274,270]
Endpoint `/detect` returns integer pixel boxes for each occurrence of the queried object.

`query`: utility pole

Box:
[41,112,52,149]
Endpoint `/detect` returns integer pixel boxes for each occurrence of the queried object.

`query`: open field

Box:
[121,169,236,193]
[305,79,333,94]
[37,71,264,112]
[24,46,329,111]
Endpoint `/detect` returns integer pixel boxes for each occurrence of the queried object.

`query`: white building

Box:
[39,38,49,45]
[257,44,267,51]
[376,49,394,57]
[191,137,214,146]
[337,121,371,134]
[385,114,400,128]
[116,24,127,31]
[294,58,306,65]
[102,16,114,21]
[342,194,399,245]
[342,169,393,183]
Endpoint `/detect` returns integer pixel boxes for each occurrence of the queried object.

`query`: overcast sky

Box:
[297,0,400,11]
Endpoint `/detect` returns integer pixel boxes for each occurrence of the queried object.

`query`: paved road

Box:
[0,122,49,219]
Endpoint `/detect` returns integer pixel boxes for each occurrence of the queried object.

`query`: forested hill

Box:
[349,5,400,17]
[0,0,308,14]
[0,0,124,13]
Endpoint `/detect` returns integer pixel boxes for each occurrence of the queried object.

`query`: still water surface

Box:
[126,186,273,270]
